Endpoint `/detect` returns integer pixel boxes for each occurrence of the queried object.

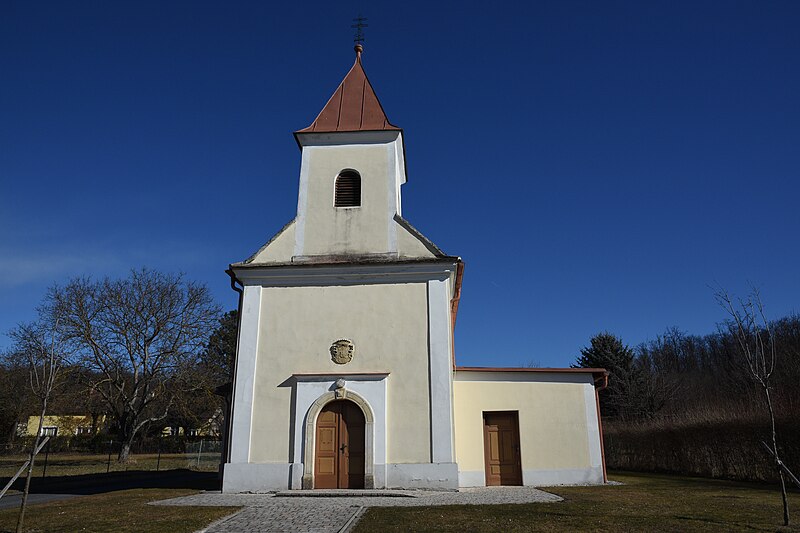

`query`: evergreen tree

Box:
[201,310,239,386]
[574,332,638,419]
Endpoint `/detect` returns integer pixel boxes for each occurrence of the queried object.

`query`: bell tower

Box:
[223,44,464,493]
[291,45,408,261]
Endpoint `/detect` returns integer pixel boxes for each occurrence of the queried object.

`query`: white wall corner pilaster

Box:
[386,139,398,253]
[228,284,262,464]
[427,278,455,463]
[583,384,603,469]
[293,148,312,257]
[394,133,405,215]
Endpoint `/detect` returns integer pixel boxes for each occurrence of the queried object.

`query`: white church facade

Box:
[222,46,607,492]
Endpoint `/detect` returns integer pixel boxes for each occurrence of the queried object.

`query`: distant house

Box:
[161,409,224,438]
[20,415,106,437]
[160,426,210,438]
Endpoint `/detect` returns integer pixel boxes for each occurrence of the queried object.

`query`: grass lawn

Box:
[0,453,218,478]
[355,471,800,532]
[0,488,238,533]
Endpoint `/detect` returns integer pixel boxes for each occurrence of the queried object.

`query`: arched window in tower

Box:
[334,170,361,208]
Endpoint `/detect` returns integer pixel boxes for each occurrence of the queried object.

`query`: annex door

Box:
[314,400,365,489]
[483,411,523,486]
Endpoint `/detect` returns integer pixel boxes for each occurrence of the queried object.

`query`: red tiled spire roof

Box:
[296,45,400,133]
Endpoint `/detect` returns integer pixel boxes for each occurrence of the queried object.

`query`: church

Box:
[222,45,607,492]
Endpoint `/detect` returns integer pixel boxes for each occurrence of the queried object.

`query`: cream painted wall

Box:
[299,143,395,256]
[25,415,102,436]
[396,224,436,258]
[250,220,296,263]
[248,218,435,264]
[453,381,592,473]
[237,130,442,265]
[249,282,431,464]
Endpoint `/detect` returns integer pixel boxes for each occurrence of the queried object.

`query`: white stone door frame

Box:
[302,390,374,489]
[292,374,387,490]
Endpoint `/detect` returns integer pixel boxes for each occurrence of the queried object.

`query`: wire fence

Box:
[0,438,223,479]
[0,435,221,456]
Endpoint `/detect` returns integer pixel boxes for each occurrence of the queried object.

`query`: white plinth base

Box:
[223,461,461,492]
[385,463,459,490]
[222,462,302,492]
[458,466,604,487]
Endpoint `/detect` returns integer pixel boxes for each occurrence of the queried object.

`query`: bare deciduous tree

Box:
[0,359,34,445]
[716,288,790,526]
[52,268,220,462]
[8,310,72,533]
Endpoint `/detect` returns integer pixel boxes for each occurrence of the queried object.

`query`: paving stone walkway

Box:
[152,487,562,533]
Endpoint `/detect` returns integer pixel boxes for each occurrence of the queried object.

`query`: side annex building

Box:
[222,45,607,492]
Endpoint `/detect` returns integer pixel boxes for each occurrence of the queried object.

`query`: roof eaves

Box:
[455,366,609,381]
[456,366,608,374]
[393,214,447,257]
[241,218,296,264]
[230,255,461,270]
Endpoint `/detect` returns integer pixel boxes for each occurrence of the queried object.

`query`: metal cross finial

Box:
[352,15,368,46]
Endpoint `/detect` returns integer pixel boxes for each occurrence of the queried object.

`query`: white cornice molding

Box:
[295,130,402,147]
[231,260,459,287]
[454,371,594,385]
[291,372,390,382]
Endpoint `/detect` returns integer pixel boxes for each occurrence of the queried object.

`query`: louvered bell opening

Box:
[335,171,361,207]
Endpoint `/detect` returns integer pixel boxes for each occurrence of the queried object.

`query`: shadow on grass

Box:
[608,469,800,495]
[0,469,218,496]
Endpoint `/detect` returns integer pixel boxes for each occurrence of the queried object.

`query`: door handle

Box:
[340,443,347,453]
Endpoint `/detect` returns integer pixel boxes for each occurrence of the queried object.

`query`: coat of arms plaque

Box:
[330,339,354,364]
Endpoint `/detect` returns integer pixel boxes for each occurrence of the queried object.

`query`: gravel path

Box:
[153,487,562,533]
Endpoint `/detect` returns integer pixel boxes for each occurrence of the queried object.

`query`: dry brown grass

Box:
[355,471,800,532]
[0,453,218,479]
[0,488,237,533]
[604,416,800,482]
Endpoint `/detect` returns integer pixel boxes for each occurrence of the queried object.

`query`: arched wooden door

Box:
[314,400,365,489]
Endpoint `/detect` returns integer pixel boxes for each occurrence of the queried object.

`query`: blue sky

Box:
[2,1,799,367]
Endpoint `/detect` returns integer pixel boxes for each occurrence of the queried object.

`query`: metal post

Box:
[196,439,203,468]
[106,440,113,473]
[762,441,800,489]
[41,438,51,478]
[0,437,49,502]
[156,439,161,471]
